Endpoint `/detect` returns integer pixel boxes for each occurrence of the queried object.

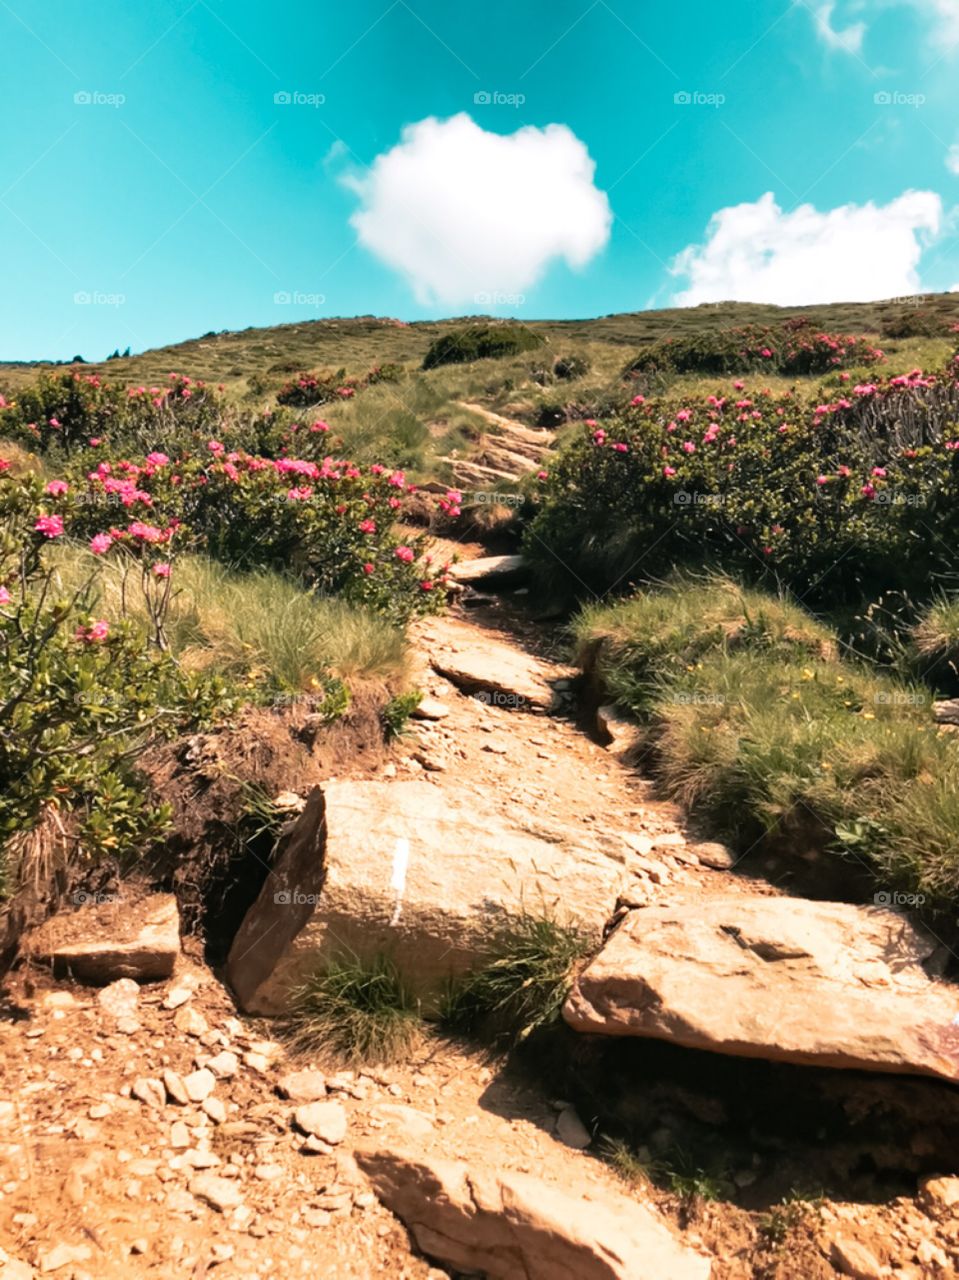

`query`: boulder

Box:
[447,555,529,588]
[355,1147,711,1280]
[227,781,627,1014]
[596,705,639,757]
[422,616,570,712]
[564,895,959,1082]
[25,894,179,984]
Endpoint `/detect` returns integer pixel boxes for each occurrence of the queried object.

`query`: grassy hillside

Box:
[3,293,958,399]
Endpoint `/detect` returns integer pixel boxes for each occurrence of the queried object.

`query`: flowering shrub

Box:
[622,321,884,389]
[0,466,233,891]
[526,364,959,608]
[1,371,223,455]
[54,446,455,624]
[275,362,405,408]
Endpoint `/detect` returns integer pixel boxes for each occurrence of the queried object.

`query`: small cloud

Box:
[813,1,867,53]
[345,113,611,306]
[672,190,942,305]
[947,143,959,174]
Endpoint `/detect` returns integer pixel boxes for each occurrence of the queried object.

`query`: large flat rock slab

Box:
[355,1146,712,1280]
[227,780,626,1015]
[422,616,571,712]
[447,555,529,588]
[564,895,959,1082]
[25,894,179,984]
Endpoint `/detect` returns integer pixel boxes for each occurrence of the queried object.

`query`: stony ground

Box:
[2,576,959,1277]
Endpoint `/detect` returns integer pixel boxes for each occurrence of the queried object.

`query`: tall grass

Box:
[285,953,423,1066]
[575,575,959,908]
[47,547,408,688]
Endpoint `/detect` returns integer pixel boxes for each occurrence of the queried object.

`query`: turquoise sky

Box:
[1,0,958,359]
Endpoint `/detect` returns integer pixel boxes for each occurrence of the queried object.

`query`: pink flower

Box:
[861,483,876,500]
[663,465,677,478]
[419,580,434,591]
[362,562,375,575]
[34,514,64,538]
[816,475,829,486]
[871,466,887,478]
[207,440,224,454]
[536,470,548,480]
[146,452,169,466]
[310,420,330,432]
[613,443,628,453]
[76,620,109,644]
[0,586,10,605]
[45,480,69,496]
[89,533,114,555]
[682,441,696,454]
[48,417,61,429]
[630,395,645,406]
[152,562,171,578]
[286,486,313,501]
[760,348,773,358]
[127,521,165,543]
[394,546,415,563]
[358,519,377,534]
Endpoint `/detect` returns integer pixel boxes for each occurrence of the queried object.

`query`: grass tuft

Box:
[285,953,423,1067]
[441,913,591,1047]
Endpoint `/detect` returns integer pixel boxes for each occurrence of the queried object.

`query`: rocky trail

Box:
[436,402,554,490]
[3,561,959,1278]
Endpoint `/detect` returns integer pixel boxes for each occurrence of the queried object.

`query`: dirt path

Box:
[1,590,956,1279]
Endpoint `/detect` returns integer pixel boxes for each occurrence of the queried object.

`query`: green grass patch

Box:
[285,953,423,1066]
[575,577,959,908]
[441,913,591,1047]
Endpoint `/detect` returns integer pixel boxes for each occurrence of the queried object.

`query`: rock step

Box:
[564,894,959,1082]
[355,1146,712,1280]
[447,555,529,588]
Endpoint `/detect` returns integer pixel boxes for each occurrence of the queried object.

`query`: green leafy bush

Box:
[526,367,959,608]
[554,354,591,381]
[622,320,884,387]
[0,467,234,893]
[422,324,545,370]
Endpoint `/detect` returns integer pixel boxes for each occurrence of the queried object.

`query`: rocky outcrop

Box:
[422,616,571,712]
[227,780,627,1014]
[355,1147,712,1280]
[564,895,959,1081]
[24,894,179,983]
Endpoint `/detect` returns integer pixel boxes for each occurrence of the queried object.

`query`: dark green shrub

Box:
[422,324,545,370]
[554,354,591,381]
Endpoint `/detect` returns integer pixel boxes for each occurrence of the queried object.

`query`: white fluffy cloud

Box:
[947,144,959,174]
[672,190,942,305]
[812,0,959,51]
[813,2,867,53]
[345,114,611,306]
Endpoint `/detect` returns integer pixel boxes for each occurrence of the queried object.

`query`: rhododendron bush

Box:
[54,446,451,623]
[0,467,233,888]
[527,362,959,607]
[622,320,885,390]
